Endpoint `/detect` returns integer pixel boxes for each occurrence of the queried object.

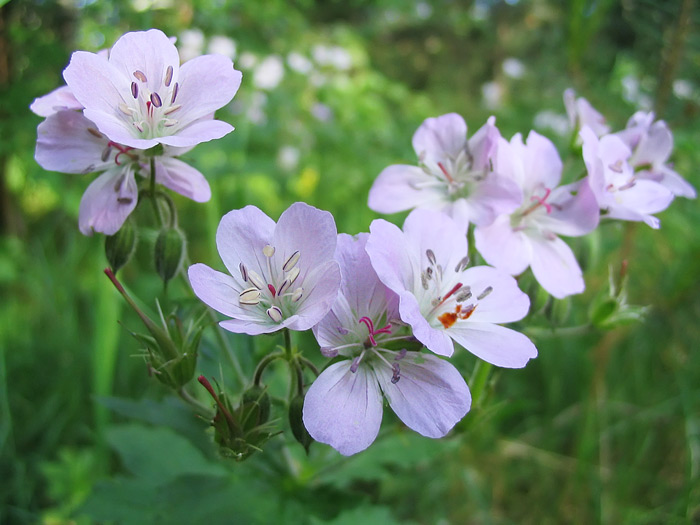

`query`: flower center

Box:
[237,245,303,323]
[411,147,487,200]
[118,66,182,140]
[419,248,492,330]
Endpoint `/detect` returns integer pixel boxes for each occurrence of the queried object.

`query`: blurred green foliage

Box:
[1,0,699,523]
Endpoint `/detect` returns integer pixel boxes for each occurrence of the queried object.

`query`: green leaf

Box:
[105,423,227,484]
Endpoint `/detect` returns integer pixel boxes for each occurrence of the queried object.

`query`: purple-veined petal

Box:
[30,86,82,117]
[35,110,114,174]
[448,322,537,368]
[537,179,600,237]
[462,173,523,227]
[649,165,696,199]
[188,263,256,321]
[215,205,276,278]
[459,266,531,323]
[467,116,500,171]
[154,157,211,202]
[402,208,468,277]
[630,120,672,166]
[412,113,467,164]
[285,259,341,331]
[375,352,471,438]
[108,29,180,96]
[520,130,562,192]
[474,216,531,276]
[63,51,134,135]
[169,54,242,126]
[366,218,419,294]
[398,290,455,357]
[302,361,383,456]
[335,233,399,320]
[82,107,160,150]
[528,235,585,298]
[368,164,447,214]
[604,179,674,228]
[156,119,235,148]
[78,166,137,236]
[272,202,338,278]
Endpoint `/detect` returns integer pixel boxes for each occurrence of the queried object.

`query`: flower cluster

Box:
[369,97,694,299]
[32,29,242,235]
[33,28,694,459]
[192,202,537,455]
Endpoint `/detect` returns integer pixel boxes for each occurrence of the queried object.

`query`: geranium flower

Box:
[580,126,674,229]
[615,111,696,199]
[366,209,537,368]
[63,29,242,149]
[564,89,610,137]
[368,113,521,229]
[303,233,470,456]
[35,110,210,235]
[474,131,599,298]
[188,203,341,335]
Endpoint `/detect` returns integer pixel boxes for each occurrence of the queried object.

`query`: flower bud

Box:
[288,394,313,453]
[239,385,271,432]
[105,219,137,273]
[104,268,203,389]
[154,227,185,283]
[198,376,276,462]
[588,262,649,329]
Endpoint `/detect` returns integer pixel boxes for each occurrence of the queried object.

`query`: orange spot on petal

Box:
[438,311,458,329]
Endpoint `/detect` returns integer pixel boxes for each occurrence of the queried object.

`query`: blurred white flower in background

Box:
[254,55,285,90]
[673,79,694,100]
[247,92,268,125]
[208,35,237,59]
[533,110,569,138]
[481,81,503,110]
[277,146,301,172]
[178,29,205,62]
[312,44,352,71]
[502,58,525,79]
[311,103,333,122]
[238,52,258,70]
[287,52,314,74]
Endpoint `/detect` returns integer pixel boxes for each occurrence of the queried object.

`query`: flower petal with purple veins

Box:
[374,352,471,439]
[302,361,383,456]
[78,166,138,236]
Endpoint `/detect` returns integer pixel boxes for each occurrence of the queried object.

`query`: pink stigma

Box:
[525,187,553,215]
[267,284,276,297]
[359,316,392,347]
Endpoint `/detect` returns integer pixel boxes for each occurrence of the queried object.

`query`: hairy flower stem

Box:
[149,156,163,226]
[298,356,320,377]
[253,352,284,387]
[178,386,214,416]
[469,360,492,408]
[177,255,245,387]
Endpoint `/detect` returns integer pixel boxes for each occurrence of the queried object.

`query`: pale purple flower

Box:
[303,233,470,456]
[564,89,610,137]
[188,203,341,335]
[580,126,674,229]
[474,131,599,298]
[63,29,242,149]
[615,111,696,199]
[368,113,522,229]
[366,209,537,368]
[35,109,211,235]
